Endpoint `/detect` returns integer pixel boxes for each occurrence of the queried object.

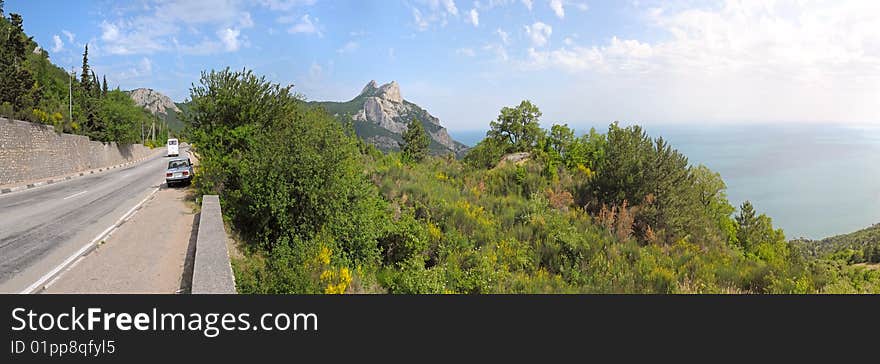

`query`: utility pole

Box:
[68,68,73,124]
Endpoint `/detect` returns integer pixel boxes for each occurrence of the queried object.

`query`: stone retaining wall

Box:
[0,117,153,186]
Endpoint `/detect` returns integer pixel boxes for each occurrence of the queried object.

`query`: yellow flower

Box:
[427,223,442,242]
[316,246,332,266]
[321,267,352,294]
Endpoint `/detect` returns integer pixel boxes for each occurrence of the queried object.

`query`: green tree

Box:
[80,44,90,94]
[463,137,506,169]
[98,90,146,144]
[591,123,702,243]
[735,201,785,255]
[401,118,429,163]
[487,100,543,153]
[692,165,737,245]
[0,13,37,115]
[189,68,389,293]
[868,244,880,263]
[102,75,108,97]
[548,123,575,161]
[735,201,758,250]
[91,71,100,99]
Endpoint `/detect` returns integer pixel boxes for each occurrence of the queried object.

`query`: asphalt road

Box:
[0,148,180,293]
[43,186,197,294]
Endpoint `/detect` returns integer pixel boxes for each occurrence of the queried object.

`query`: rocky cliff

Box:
[128,88,181,116]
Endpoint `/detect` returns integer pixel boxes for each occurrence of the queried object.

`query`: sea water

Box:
[451,124,880,239]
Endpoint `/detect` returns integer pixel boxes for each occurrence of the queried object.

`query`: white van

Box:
[167,138,179,157]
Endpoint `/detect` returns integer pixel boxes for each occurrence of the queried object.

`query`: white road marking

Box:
[19,187,160,294]
[63,190,88,200]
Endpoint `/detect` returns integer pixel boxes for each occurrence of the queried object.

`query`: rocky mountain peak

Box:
[314,80,468,157]
[128,88,181,115]
[377,81,401,103]
[360,80,402,103]
[361,80,378,95]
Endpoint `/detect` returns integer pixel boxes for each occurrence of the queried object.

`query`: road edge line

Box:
[19,187,160,294]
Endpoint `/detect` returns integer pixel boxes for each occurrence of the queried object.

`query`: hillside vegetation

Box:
[0,6,168,145]
[794,224,880,265]
[186,68,880,294]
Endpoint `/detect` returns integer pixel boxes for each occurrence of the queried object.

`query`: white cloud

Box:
[101,22,120,42]
[309,61,323,79]
[337,41,359,54]
[410,0,463,30]
[218,28,241,51]
[61,30,75,43]
[98,0,254,55]
[549,0,564,19]
[442,0,459,16]
[496,28,510,45]
[51,35,64,52]
[239,12,254,28]
[484,43,509,61]
[140,57,153,74]
[389,47,396,60]
[117,57,154,80]
[522,0,533,11]
[259,0,317,11]
[525,22,552,47]
[456,48,476,57]
[288,14,322,36]
[412,8,430,31]
[518,0,880,124]
[467,8,479,26]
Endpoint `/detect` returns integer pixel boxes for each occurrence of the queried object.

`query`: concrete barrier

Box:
[192,195,237,294]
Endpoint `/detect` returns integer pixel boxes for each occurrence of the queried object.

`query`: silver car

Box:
[165,157,193,187]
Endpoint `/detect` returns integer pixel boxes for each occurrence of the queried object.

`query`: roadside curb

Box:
[0,149,164,196]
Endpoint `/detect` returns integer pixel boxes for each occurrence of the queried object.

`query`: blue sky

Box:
[8,0,880,131]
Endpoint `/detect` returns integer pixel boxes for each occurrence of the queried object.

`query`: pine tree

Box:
[735,201,757,250]
[1,0,5,15]
[401,118,430,163]
[102,75,108,97]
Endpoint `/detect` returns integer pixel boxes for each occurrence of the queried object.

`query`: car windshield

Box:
[168,160,187,169]
[168,140,178,145]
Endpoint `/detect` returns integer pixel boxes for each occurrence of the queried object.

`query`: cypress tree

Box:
[0,13,35,113]
[102,75,108,97]
[80,44,90,93]
[8,14,27,64]
[91,71,99,98]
